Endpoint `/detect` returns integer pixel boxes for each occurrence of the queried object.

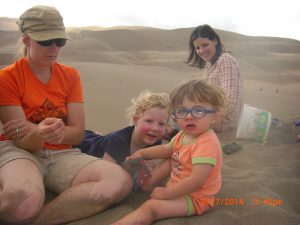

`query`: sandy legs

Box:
[0,159,132,225]
[0,159,45,225]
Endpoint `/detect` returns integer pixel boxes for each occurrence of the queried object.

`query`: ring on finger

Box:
[16,128,20,134]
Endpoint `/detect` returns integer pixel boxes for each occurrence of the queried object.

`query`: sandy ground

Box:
[1,20,300,224]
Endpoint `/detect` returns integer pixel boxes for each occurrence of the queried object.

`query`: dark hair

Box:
[186,24,224,69]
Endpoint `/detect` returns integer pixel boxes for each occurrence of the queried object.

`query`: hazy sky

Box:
[1,0,299,40]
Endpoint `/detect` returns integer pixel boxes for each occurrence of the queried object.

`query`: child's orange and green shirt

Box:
[167,129,223,214]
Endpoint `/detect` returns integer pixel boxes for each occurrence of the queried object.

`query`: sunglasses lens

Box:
[55,39,66,47]
[37,40,53,46]
[37,39,66,47]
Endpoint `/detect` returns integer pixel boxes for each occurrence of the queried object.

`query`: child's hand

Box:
[150,187,169,200]
[127,151,143,160]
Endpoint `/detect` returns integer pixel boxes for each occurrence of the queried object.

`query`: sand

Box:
[1,19,300,224]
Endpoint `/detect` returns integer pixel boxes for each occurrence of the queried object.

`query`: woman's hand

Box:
[3,118,33,139]
[37,118,65,144]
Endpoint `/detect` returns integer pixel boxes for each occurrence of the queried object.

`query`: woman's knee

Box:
[0,184,44,224]
[106,166,132,201]
[93,165,132,204]
[75,161,132,205]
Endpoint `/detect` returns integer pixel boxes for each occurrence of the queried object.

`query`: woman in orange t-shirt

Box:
[0,5,131,225]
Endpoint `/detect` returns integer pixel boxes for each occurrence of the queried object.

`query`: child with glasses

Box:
[75,90,170,191]
[112,79,225,225]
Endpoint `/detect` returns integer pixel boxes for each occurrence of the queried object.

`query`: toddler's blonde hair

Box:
[127,90,170,123]
[170,79,225,113]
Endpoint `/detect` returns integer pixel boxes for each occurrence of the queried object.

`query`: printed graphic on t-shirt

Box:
[172,151,182,177]
[28,98,67,124]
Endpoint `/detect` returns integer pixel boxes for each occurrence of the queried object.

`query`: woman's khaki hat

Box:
[17,5,71,41]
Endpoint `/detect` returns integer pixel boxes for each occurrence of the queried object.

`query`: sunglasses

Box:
[36,38,67,47]
[172,106,216,119]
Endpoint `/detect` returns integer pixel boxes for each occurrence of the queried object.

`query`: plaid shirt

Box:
[202,53,243,132]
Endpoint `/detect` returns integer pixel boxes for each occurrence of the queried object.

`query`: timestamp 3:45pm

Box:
[252,197,284,207]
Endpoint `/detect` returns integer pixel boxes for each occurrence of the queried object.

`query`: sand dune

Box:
[1,17,300,224]
[0,17,18,31]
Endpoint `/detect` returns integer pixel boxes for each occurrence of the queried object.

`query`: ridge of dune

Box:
[0,17,18,31]
[67,26,159,32]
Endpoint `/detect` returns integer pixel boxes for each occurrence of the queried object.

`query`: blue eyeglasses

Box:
[172,106,216,119]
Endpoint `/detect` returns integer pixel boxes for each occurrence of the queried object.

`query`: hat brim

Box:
[27,30,71,41]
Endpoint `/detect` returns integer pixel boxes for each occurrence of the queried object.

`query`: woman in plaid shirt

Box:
[186,24,243,140]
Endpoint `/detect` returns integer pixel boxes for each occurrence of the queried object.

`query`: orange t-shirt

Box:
[167,129,223,199]
[0,58,83,150]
